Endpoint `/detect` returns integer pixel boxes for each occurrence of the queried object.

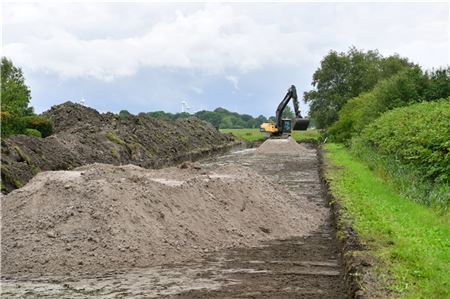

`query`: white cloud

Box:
[3,4,315,80]
[225,75,239,90]
[2,2,448,82]
[190,86,204,94]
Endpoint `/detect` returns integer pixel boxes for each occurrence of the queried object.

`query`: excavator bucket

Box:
[292,118,310,131]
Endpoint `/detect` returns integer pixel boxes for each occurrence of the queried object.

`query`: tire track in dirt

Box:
[174,143,345,298]
[1,143,345,298]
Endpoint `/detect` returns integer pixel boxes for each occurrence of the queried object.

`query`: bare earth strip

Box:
[1,142,345,298]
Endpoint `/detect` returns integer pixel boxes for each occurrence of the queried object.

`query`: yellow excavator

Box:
[260,85,309,137]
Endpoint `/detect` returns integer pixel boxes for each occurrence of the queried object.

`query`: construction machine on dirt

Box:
[260,85,310,137]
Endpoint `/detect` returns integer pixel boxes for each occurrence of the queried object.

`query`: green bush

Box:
[359,99,450,183]
[24,128,42,138]
[351,99,450,209]
[1,112,26,138]
[329,67,429,142]
[1,113,53,138]
[329,67,450,142]
[23,116,53,137]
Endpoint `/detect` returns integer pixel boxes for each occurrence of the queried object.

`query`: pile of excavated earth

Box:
[1,158,323,277]
[256,138,308,155]
[1,102,233,193]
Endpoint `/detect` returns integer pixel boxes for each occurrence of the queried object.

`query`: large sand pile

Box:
[1,162,321,277]
[256,138,307,155]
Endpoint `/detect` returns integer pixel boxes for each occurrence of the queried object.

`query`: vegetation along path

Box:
[2,143,345,298]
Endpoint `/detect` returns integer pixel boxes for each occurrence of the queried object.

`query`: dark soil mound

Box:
[1,102,234,193]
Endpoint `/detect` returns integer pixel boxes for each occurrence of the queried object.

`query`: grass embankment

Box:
[220,128,321,143]
[324,143,449,298]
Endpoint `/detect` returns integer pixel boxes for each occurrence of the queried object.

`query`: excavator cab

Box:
[260,85,310,137]
[281,119,292,134]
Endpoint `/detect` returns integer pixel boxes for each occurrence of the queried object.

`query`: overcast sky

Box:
[2,1,449,116]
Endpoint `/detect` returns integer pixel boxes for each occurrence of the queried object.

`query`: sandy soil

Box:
[1,157,323,277]
[1,140,345,299]
[256,138,308,155]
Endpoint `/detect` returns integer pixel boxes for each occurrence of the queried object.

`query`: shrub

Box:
[23,116,53,137]
[330,67,450,142]
[1,112,26,138]
[24,128,42,138]
[358,99,450,184]
[351,99,450,209]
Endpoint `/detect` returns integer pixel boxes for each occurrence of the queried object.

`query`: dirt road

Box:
[1,144,345,298]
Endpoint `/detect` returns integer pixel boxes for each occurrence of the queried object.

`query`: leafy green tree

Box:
[146,111,172,120]
[1,57,53,138]
[1,57,33,116]
[281,106,295,119]
[304,48,413,129]
[219,115,234,128]
[174,112,191,119]
[255,115,268,126]
[144,106,273,129]
[424,67,450,101]
[195,110,222,127]
[119,110,132,117]
[329,66,432,142]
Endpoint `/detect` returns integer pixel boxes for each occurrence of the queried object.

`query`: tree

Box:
[195,110,222,128]
[304,48,413,129]
[424,67,450,101]
[281,106,295,119]
[1,57,33,116]
[328,66,430,142]
[146,111,172,120]
[119,110,132,117]
[1,57,53,138]
[255,115,268,126]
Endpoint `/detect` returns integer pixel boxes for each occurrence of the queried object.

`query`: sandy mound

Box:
[1,163,320,277]
[256,138,307,155]
[1,102,233,194]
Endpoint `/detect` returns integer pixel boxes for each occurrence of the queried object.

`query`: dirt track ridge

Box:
[2,141,346,298]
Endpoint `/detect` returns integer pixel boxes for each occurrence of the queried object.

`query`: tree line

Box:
[303,47,449,209]
[302,46,450,137]
[119,106,296,129]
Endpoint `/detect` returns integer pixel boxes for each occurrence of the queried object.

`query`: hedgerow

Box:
[1,113,53,138]
[329,67,450,142]
[352,99,450,209]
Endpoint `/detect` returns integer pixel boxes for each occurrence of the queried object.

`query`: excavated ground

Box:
[1,141,345,298]
[1,102,233,194]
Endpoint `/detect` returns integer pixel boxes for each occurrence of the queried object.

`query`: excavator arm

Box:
[260,85,309,136]
[275,85,301,130]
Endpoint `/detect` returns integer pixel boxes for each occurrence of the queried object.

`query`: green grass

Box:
[106,131,126,146]
[324,143,449,298]
[220,128,321,142]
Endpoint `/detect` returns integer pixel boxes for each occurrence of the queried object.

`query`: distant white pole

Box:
[181,100,191,113]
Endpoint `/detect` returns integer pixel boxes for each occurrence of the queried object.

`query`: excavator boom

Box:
[260,85,310,136]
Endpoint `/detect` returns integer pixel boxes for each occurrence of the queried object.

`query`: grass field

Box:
[324,143,450,298]
[220,128,321,142]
